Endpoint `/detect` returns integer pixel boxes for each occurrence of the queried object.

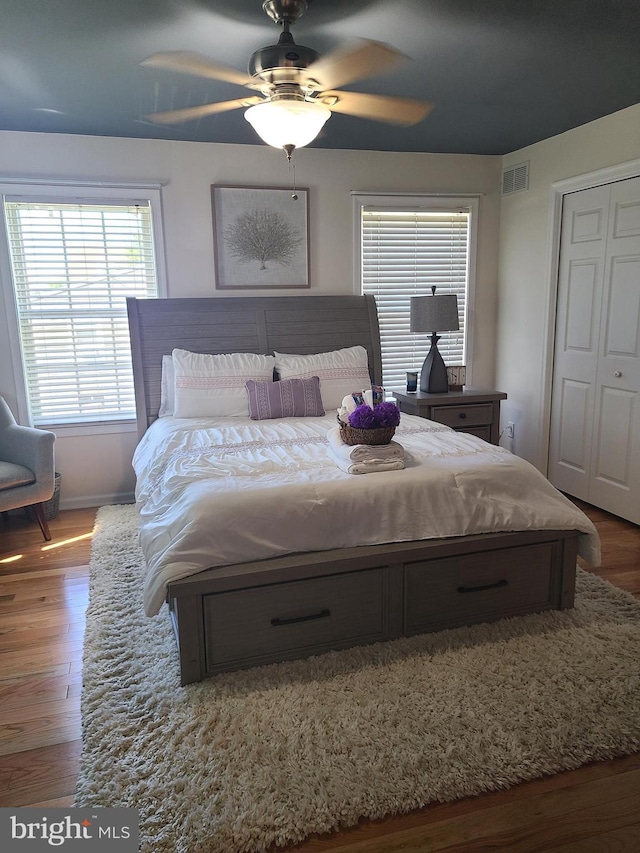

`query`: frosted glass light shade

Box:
[245,99,331,150]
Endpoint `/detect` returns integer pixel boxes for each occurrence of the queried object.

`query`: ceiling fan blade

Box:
[141,51,252,89]
[304,40,408,91]
[321,90,433,126]
[146,96,263,125]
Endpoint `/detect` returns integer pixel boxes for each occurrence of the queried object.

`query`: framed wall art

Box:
[211,185,310,289]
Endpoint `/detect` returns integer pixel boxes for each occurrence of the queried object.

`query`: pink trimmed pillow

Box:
[246,377,325,420]
[172,348,276,417]
[273,346,371,410]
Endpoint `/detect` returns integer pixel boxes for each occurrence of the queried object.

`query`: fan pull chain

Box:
[288,154,299,201]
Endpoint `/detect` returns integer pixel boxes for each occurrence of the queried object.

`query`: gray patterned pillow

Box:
[246,376,325,420]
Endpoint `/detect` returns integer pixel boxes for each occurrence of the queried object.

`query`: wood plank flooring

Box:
[0,500,638,850]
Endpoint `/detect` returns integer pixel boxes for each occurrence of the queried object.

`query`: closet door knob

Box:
[614,371,622,378]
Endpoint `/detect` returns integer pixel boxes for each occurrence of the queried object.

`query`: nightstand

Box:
[393,388,507,445]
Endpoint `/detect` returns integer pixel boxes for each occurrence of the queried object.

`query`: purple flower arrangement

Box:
[348,402,401,430]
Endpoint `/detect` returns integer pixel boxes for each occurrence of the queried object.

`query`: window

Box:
[354,194,478,392]
[1,187,165,426]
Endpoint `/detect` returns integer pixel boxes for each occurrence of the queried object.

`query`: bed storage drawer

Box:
[404,542,558,634]
[204,567,388,672]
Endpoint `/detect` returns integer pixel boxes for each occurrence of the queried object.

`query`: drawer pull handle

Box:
[271,608,331,627]
[458,412,467,419]
[457,579,508,594]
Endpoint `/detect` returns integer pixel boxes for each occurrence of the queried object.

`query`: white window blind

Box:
[361,207,470,392]
[4,199,159,425]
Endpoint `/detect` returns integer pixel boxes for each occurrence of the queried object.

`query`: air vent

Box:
[502,161,530,195]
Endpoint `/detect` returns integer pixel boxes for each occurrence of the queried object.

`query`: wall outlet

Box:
[505,422,515,439]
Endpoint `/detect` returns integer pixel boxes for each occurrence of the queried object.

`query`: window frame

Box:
[0,182,167,434]
[352,192,479,391]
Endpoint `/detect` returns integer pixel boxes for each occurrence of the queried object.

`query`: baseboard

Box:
[60,492,135,511]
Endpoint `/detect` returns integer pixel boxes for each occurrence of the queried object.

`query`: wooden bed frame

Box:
[127,295,578,685]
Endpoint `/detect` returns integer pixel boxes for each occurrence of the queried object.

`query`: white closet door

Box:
[548,184,609,501]
[549,176,640,523]
[588,178,640,519]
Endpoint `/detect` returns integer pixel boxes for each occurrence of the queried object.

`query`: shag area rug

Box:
[76,505,640,853]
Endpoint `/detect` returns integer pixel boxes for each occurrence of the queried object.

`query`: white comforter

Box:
[133,414,601,616]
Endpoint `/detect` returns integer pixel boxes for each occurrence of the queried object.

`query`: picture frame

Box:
[211,185,310,289]
[447,365,466,391]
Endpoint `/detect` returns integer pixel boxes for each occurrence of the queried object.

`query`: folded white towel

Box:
[337,406,350,424]
[326,445,405,475]
[340,394,360,414]
[327,426,405,463]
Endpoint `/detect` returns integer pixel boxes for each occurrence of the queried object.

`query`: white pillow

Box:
[172,349,276,417]
[158,355,175,417]
[274,346,371,410]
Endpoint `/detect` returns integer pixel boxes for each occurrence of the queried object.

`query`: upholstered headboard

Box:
[127,295,383,438]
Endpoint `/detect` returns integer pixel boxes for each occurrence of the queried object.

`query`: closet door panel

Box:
[553,378,592,482]
[548,185,609,498]
[593,386,635,485]
[604,255,640,358]
[590,179,640,522]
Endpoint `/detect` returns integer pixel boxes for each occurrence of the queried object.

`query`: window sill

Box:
[43,420,138,438]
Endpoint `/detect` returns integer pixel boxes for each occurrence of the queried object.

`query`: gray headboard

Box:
[127,294,383,438]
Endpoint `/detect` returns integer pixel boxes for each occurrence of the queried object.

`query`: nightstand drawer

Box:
[430,403,493,429]
[459,425,492,442]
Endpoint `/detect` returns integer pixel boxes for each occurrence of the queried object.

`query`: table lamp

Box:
[410,287,460,393]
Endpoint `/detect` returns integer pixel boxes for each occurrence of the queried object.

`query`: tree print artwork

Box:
[212,186,309,289]
[224,208,302,271]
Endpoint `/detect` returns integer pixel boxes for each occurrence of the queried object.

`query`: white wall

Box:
[0,131,502,507]
[496,103,640,471]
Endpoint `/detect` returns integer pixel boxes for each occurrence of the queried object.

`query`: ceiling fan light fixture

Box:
[244,98,331,152]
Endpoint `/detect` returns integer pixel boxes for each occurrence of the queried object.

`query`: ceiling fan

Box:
[141,0,433,158]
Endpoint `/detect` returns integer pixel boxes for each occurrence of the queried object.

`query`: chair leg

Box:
[31,502,52,542]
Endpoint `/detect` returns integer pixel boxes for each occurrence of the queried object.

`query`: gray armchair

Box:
[0,396,55,541]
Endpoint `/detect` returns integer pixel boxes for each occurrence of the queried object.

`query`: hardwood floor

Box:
[0,501,638,850]
[0,507,94,809]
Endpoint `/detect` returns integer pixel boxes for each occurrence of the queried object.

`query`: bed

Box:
[127,295,600,685]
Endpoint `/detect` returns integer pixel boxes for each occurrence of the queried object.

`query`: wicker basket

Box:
[26,472,61,521]
[42,472,62,520]
[339,421,396,446]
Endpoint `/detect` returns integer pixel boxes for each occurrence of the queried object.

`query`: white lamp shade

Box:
[245,99,331,150]
[410,294,460,333]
